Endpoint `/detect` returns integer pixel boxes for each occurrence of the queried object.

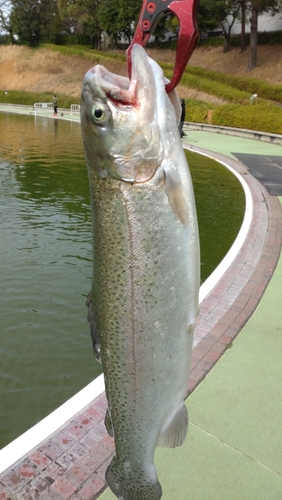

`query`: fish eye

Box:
[91,102,110,125]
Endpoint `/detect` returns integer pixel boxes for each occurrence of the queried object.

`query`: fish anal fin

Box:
[86,290,102,363]
[106,457,162,500]
[163,161,189,226]
[158,404,188,448]
[105,408,114,437]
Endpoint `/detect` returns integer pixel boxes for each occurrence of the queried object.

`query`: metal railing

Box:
[34,103,53,113]
[70,104,80,114]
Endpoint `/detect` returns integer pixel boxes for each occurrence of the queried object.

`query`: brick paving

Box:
[0,150,281,499]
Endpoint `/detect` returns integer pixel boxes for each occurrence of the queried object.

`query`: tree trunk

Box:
[240,0,246,52]
[220,18,236,54]
[223,36,230,53]
[248,5,258,71]
[93,33,102,51]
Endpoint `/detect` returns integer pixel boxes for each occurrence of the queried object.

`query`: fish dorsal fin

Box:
[158,404,188,448]
[163,160,189,226]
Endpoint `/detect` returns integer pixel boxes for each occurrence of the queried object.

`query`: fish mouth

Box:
[84,64,133,104]
[84,45,158,109]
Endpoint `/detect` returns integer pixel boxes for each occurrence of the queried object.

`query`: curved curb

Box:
[187,146,282,393]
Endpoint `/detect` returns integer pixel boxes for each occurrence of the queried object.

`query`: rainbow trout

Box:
[81,45,200,500]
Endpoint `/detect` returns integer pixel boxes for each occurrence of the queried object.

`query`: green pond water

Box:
[0,112,245,449]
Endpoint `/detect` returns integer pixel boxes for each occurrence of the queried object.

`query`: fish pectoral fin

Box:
[104,409,114,437]
[86,290,102,363]
[158,404,188,448]
[163,161,189,226]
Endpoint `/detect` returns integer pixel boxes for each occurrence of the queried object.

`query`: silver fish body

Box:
[81,45,200,500]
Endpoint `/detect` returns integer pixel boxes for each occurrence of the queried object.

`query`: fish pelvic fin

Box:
[86,290,101,363]
[158,404,188,448]
[106,457,162,500]
[163,161,189,227]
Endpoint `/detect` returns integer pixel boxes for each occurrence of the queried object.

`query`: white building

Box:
[230,11,282,34]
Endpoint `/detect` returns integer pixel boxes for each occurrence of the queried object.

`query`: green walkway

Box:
[184,129,282,159]
[101,132,282,500]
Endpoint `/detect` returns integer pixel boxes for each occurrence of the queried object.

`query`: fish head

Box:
[81,45,180,183]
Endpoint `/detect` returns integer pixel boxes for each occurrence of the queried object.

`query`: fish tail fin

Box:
[106,457,162,500]
[158,403,188,448]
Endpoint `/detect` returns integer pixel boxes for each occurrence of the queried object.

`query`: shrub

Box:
[0,90,79,108]
[171,70,249,103]
[185,99,215,123]
[41,43,126,63]
[200,30,282,48]
[211,102,282,134]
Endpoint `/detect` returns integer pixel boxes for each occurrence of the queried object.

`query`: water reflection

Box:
[0,112,245,449]
[186,150,245,278]
[0,113,100,449]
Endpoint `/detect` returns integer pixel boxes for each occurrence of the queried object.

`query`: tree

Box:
[9,0,58,46]
[198,0,240,52]
[58,0,82,35]
[60,0,101,48]
[116,0,142,43]
[247,0,282,71]
[0,0,13,42]
[0,10,14,43]
[239,0,246,52]
[198,0,220,36]
[98,0,120,48]
[98,0,141,47]
[220,1,240,53]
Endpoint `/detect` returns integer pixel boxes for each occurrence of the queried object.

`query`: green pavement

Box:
[183,128,282,159]
[102,238,282,499]
[101,133,282,500]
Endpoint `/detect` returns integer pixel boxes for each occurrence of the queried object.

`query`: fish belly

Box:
[88,166,199,499]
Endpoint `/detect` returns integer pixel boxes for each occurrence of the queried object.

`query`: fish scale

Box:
[89,170,195,490]
[81,44,200,499]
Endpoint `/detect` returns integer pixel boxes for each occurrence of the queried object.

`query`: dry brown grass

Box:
[1,44,282,101]
[148,44,282,85]
[0,46,93,96]
[187,44,282,84]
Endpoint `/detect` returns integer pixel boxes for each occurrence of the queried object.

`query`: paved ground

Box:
[233,153,282,195]
[0,116,282,500]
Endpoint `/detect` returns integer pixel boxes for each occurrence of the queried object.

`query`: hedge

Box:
[210,102,282,134]
[200,30,282,48]
[0,90,79,108]
[184,98,214,123]
[164,69,249,103]
[41,43,127,63]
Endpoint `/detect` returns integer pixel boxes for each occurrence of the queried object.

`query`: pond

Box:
[0,112,245,449]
